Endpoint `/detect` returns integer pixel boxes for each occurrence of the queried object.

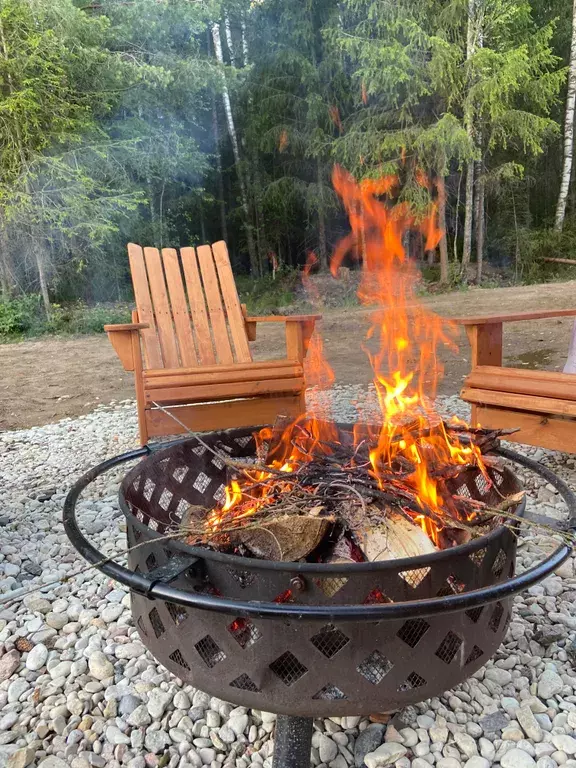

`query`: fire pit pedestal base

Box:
[273,716,315,768]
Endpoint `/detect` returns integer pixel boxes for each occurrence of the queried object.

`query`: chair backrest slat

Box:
[196,244,234,365]
[162,248,198,368]
[180,247,216,366]
[128,241,252,370]
[143,247,180,369]
[128,243,163,369]
[212,240,252,363]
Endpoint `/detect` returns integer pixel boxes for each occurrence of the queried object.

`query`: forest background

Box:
[1,0,576,337]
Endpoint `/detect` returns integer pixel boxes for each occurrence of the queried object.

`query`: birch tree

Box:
[554,0,576,231]
[212,21,259,275]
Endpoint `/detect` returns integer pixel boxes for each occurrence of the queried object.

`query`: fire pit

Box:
[64,430,575,768]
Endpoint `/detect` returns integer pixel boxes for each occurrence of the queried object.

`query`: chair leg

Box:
[131,334,149,446]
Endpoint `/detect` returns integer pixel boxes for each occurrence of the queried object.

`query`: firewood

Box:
[230,515,330,561]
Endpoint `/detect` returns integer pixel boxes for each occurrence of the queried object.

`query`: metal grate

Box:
[195,635,226,668]
[435,631,463,664]
[470,549,486,567]
[312,684,347,700]
[148,608,165,638]
[465,606,483,623]
[230,674,260,693]
[465,645,484,665]
[492,550,507,578]
[310,625,350,658]
[227,618,262,649]
[166,602,187,626]
[397,618,430,648]
[357,650,393,685]
[398,671,427,691]
[488,602,504,633]
[316,577,348,598]
[363,587,391,604]
[269,652,308,686]
[137,616,147,637]
[169,649,190,669]
[399,567,430,588]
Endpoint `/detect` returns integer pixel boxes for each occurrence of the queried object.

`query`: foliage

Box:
[0,0,574,318]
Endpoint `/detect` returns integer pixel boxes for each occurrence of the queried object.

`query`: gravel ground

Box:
[0,389,576,768]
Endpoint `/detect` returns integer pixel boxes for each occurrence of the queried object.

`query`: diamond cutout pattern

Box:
[399,567,430,588]
[492,550,507,578]
[398,671,427,692]
[195,635,226,668]
[488,602,504,633]
[313,684,347,700]
[269,652,308,686]
[145,553,158,572]
[435,631,463,664]
[363,587,391,604]
[470,549,486,568]
[397,618,430,648]
[230,673,260,692]
[166,602,187,626]
[148,607,165,639]
[357,650,393,685]
[316,577,348,598]
[310,625,350,658]
[227,618,262,649]
[137,616,147,637]
[169,649,190,669]
[465,645,484,665]
[465,606,483,623]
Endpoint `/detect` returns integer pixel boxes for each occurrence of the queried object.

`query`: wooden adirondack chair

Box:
[105,242,319,445]
[456,308,576,452]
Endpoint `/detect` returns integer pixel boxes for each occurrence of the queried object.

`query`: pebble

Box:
[24,642,48,670]
[364,743,407,768]
[87,651,114,681]
[538,669,564,699]
[354,724,385,766]
[501,749,537,768]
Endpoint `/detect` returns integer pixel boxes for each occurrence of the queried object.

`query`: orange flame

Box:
[207,166,486,549]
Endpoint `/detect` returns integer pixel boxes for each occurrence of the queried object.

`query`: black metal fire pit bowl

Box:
[64,426,576,768]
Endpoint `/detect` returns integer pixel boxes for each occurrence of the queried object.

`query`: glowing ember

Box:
[202,166,497,553]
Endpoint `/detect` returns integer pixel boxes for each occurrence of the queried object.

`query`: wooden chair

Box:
[456,308,576,452]
[105,242,319,445]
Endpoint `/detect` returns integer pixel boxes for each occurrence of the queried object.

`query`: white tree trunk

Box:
[564,321,576,373]
[461,0,478,272]
[224,14,237,67]
[241,16,249,66]
[555,0,576,231]
[211,23,259,274]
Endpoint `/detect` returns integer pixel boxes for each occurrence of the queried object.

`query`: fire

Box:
[207,166,487,549]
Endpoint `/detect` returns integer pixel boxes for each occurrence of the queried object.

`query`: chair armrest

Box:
[243,314,321,343]
[244,314,322,323]
[105,323,149,371]
[104,323,149,332]
[454,309,576,326]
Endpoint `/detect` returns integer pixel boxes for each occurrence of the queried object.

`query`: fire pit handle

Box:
[64,445,575,621]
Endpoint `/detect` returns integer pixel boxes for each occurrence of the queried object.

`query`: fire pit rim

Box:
[118,432,526,574]
[62,443,575,621]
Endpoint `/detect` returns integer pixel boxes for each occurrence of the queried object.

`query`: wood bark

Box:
[437,175,449,283]
[475,162,485,282]
[555,0,576,231]
[241,15,249,66]
[211,22,259,275]
[461,0,480,273]
[317,160,328,270]
[0,213,14,299]
[212,99,228,245]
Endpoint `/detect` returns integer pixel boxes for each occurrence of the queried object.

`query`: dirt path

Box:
[1,280,575,431]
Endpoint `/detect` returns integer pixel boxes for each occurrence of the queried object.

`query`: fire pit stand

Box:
[64,430,576,768]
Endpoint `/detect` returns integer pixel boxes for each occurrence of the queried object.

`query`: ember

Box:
[182,167,523,561]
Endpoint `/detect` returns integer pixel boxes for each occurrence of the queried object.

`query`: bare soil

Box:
[1,280,575,432]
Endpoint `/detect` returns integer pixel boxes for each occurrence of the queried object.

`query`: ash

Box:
[0,389,575,768]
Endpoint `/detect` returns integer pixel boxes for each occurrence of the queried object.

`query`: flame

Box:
[206,166,486,549]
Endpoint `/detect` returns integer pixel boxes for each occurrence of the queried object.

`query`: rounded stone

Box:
[25,643,48,671]
[501,749,537,768]
[88,651,114,681]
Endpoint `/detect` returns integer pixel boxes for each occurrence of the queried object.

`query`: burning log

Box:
[179,417,523,564]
